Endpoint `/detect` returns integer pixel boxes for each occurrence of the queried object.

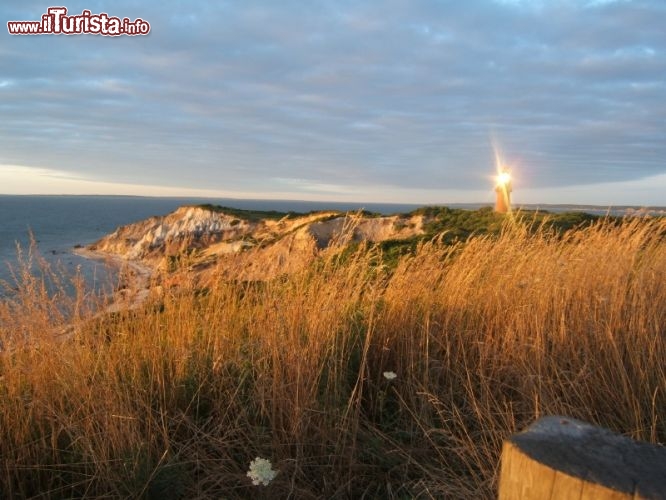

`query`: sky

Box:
[1,0,665,205]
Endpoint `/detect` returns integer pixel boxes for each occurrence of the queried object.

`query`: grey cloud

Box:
[1,0,665,196]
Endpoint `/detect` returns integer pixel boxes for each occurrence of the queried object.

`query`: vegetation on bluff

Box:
[413,205,601,239]
[0,211,664,498]
[194,204,314,222]
[375,206,604,268]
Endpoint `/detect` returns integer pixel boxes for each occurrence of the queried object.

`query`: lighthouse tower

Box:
[495,170,512,213]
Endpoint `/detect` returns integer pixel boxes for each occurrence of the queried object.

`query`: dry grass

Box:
[0,217,664,498]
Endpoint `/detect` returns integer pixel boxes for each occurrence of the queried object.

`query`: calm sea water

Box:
[1,195,663,294]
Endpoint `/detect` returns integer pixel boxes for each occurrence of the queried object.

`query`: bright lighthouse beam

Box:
[497,171,511,186]
[495,169,512,213]
[491,138,513,213]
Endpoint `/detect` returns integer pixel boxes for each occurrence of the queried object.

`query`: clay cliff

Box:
[88,205,428,282]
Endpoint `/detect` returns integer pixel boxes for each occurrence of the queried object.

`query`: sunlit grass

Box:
[0,216,664,498]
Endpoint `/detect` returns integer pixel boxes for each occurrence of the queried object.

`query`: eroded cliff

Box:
[88,205,427,281]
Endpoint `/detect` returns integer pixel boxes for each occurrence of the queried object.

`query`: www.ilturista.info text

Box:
[7,7,150,36]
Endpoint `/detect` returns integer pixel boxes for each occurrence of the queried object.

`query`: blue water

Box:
[0,196,179,292]
[1,195,663,294]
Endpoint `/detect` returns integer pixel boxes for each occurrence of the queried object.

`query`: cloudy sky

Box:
[1,0,665,205]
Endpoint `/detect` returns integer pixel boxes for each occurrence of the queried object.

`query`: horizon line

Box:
[1,193,664,210]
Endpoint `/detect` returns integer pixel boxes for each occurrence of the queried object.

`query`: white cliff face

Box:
[89,206,429,280]
[132,207,248,251]
[92,206,254,260]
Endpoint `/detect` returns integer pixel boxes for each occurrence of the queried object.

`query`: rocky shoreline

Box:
[72,247,156,312]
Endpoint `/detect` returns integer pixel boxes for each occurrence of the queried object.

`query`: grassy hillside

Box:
[0,213,664,498]
[413,205,601,239]
[380,206,605,268]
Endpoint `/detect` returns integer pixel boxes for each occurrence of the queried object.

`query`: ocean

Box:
[1,195,663,295]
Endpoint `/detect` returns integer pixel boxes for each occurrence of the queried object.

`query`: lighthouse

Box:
[495,170,512,213]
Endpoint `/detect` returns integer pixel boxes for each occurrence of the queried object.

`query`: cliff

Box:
[88,205,427,282]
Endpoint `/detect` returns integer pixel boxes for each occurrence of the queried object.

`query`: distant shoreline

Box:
[2,196,664,290]
[1,194,664,215]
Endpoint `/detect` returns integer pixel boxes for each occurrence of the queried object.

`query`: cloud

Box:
[1,0,664,203]
[517,171,666,205]
[0,163,291,198]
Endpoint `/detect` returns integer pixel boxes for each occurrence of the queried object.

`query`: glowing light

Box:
[497,171,511,186]
[490,138,514,213]
[491,137,513,185]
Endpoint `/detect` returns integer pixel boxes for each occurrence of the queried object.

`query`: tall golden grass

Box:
[0,217,664,498]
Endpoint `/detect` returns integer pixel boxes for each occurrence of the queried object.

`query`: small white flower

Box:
[383,371,397,380]
[247,457,277,486]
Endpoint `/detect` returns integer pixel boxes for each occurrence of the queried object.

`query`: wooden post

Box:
[499,416,666,499]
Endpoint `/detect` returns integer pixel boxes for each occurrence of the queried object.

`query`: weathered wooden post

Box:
[499,416,666,499]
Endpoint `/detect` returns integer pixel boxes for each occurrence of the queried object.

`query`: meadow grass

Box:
[0,216,664,498]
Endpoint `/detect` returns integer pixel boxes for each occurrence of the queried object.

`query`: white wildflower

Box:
[247,457,277,486]
[383,371,397,380]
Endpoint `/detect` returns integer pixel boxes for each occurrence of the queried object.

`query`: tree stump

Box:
[499,416,666,499]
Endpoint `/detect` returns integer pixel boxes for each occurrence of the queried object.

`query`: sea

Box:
[1,195,663,296]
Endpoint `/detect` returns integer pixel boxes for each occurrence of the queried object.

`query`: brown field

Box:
[0,217,664,498]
